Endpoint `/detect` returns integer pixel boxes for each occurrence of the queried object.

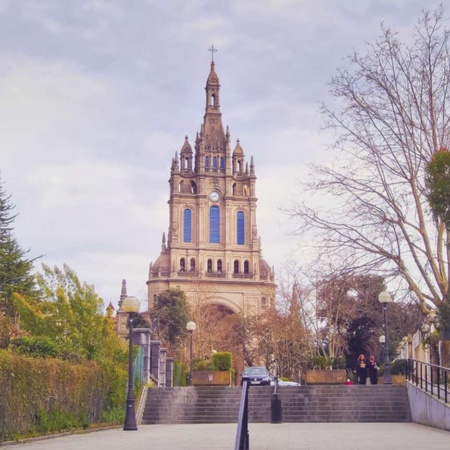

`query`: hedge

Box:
[0,350,127,442]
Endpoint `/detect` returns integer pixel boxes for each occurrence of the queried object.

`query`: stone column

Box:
[166,357,174,387]
[159,348,168,387]
[150,340,161,386]
[133,328,152,384]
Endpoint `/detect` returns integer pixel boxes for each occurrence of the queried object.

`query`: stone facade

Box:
[147,60,275,316]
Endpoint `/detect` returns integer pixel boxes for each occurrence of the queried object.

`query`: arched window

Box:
[191,181,197,194]
[205,156,210,169]
[210,206,220,243]
[232,183,236,195]
[180,258,185,272]
[237,211,245,245]
[207,259,212,273]
[244,260,249,274]
[190,258,195,271]
[261,297,267,308]
[220,157,225,169]
[213,157,218,169]
[211,94,216,106]
[234,260,239,274]
[184,209,192,243]
[237,161,242,172]
[217,259,222,273]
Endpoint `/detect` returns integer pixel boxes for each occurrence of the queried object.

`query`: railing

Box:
[406,359,449,404]
[235,377,250,450]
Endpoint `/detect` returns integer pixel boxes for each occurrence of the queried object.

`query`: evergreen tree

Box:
[0,175,38,346]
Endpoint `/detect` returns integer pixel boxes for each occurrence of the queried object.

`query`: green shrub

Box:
[192,358,209,371]
[173,360,187,386]
[307,356,345,370]
[390,359,408,375]
[10,336,60,358]
[0,350,127,442]
[210,352,232,371]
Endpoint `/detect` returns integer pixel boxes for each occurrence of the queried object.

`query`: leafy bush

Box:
[210,352,232,371]
[0,350,127,442]
[192,358,209,371]
[390,359,408,375]
[10,336,60,358]
[307,356,346,370]
[173,360,187,386]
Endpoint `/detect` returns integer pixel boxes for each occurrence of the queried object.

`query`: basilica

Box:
[146,57,275,317]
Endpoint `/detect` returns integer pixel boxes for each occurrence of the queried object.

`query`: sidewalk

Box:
[1,422,449,450]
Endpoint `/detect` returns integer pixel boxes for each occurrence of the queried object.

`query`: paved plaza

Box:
[1,422,449,450]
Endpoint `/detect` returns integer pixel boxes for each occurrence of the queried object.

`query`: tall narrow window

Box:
[217,259,222,273]
[207,259,212,273]
[244,260,249,274]
[180,258,185,272]
[190,258,195,271]
[205,156,210,169]
[220,157,225,169]
[213,157,218,169]
[237,211,245,245]
[184,209,192,243]
[234,260,239,274]
[210,206,220,243]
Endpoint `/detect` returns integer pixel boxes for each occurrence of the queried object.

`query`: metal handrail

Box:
[406,359,449,404]
[235,377,250,450]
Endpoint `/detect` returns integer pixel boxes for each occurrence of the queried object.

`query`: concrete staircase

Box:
[141,385,411,424]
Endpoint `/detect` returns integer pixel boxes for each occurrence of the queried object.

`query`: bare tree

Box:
[288,7,450,323]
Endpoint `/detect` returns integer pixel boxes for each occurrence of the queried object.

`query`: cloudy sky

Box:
[0,0,444,308]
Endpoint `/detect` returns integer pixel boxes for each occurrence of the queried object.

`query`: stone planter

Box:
[192,370,233,386]
[378,375,406,385]
[304,370,346,385]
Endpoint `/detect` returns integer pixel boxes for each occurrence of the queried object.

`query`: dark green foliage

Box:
[210,351,232,371]
[151,288,190,350]
[172,360,188,386]
[10,336,60,358]
[390,359,408,375]
[0,176,39,347]
[426,149,450,228]
[307,355,346,370]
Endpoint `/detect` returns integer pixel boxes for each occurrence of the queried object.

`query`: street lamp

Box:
[378,291,393,384]
[186,321,196,386]
[122,295,140,431]
[378,335,386,371]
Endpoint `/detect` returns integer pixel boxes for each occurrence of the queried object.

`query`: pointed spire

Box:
[233,139,244,155]
[250,156,255,174]
[162,232,166,250]
[180,135,192,154]
[118,279,127,310]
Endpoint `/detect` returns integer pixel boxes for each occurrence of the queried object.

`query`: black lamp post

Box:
[378,291,392,384]
[379,334,385,363]
[122,295,140,431]
[186,321,196,386]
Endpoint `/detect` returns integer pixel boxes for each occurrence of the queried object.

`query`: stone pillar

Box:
[159,348,168,387]
[166,357,174,387]
[133,328,152,384]
[150,340,161,386]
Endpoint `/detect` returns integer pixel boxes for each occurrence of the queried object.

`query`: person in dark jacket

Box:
[354,354,368,384]
[367,354,379,385]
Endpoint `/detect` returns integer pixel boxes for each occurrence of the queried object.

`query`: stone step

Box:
[141,384,411,424]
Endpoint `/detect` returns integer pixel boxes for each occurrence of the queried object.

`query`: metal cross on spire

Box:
[208,45,218,62]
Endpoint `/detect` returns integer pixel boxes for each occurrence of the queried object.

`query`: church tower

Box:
[147,56,275,316]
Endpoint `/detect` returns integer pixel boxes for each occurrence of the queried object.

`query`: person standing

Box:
[367,354,379,385]
[355,354,368,385]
